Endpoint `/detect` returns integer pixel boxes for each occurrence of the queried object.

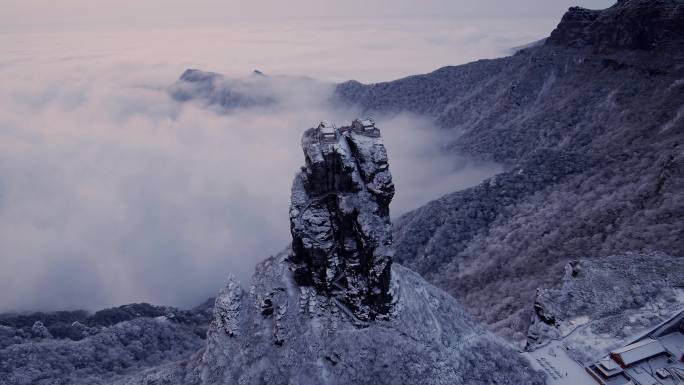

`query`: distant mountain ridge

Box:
[547,0,684,52]
[169,68,328,111]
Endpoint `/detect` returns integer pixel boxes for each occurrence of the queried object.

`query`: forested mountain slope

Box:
[335,0,684,344]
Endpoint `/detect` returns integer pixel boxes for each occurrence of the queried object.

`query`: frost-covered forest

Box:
[0,303,211,384]
[336,1,684,343]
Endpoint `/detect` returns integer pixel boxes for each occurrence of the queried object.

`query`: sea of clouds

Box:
[0,18,550,312]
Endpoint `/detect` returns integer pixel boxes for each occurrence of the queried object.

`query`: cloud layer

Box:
[0,18,515,312]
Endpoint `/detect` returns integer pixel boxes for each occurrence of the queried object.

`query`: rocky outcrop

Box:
[212,277,243,337]
[547,0,684,52]
[194,250,545,385]
[288,121,394,320]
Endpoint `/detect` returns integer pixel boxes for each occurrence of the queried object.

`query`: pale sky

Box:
[1,0,616,29]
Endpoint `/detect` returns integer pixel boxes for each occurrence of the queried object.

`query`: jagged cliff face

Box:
[289,124,394,320]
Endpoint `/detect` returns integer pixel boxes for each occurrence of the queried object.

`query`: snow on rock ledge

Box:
[213,276,243,337]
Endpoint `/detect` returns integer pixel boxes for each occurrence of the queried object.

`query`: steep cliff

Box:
[288,122,394,320]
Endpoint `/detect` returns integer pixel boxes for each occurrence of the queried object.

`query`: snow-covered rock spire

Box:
[288,119,395,320]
